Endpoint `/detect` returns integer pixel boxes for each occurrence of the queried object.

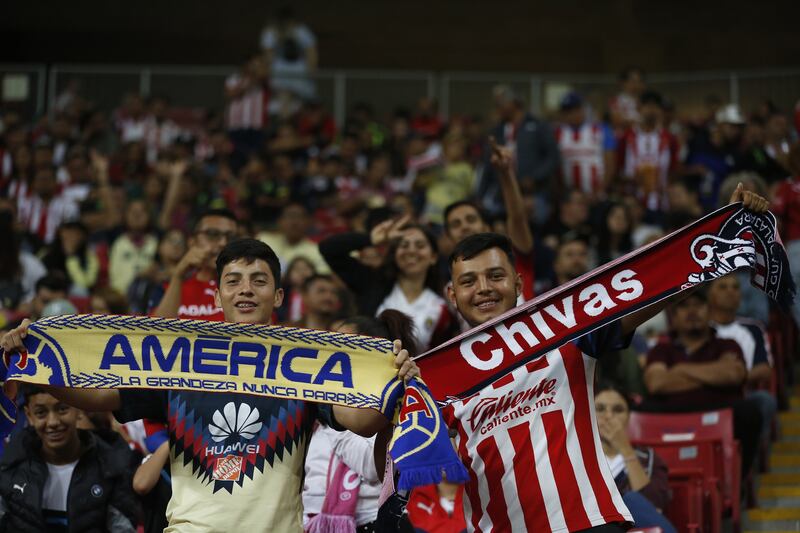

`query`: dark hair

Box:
[449,232,515,270]
[676,286,708,305]
[443,200,489,233]
[618,66,644,82]
[594,380,631,409]
[215,238,281,288]
[788,141,800,176]
[283,256,316,286]
[91,286,130,315]
[640,90,664,108]
[673,174,703,196]
[21,384,48,406]
[193,208,238,233]
[384,224,443,293]
[35,271,70,294]
[42,221,90,273]
[0,208,20,281]
[302,273,335,292]
[340,309,420,357]
[595,202,633,264]
[558,230,591,250]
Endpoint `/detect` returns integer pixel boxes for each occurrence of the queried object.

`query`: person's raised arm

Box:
[1,320,121,411]
[152,245,213,318]
[157,160,188,232]
[89,149,122,231]
[620,183,769,335]
[319,215,410,294]
[490,137,533,253]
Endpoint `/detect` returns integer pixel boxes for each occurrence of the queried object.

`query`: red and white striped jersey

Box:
[556,123,607,195]
[225,74,269,131]
[619,127,679,211]
[17,193,80,244]
[442,325,632,533]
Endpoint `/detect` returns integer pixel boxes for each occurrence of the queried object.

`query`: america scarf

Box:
[0,317,468,489]
[416,203,795,401]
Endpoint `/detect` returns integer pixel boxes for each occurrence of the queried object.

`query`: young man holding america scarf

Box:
[441,187,768,532]
[1,238,420,533]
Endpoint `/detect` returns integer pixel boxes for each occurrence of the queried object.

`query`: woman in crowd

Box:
[303,309,418,533]
[594,201,634,264]
[109,199,159,295]
[126,228,186,314]
[320,215,455,350]
[41,220,99,296]
[594,382,676,533]
[277,255,317,323]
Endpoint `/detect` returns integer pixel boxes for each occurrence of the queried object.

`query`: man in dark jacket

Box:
[0,386,139,532]
[478,85,560,223]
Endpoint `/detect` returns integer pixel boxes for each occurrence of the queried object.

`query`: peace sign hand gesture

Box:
[370,214,413,247]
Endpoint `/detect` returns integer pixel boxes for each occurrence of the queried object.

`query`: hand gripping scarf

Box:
[0,204,795,485]
[415,203,795,401]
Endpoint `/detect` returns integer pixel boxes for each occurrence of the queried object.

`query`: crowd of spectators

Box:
[1,9,800,530]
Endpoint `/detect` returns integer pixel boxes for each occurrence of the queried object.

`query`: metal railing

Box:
[1,63,799,125]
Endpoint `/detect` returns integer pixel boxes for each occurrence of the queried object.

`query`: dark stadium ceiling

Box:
[3,0,798,72]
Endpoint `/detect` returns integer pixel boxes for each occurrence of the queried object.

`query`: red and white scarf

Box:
[417,204,795,402]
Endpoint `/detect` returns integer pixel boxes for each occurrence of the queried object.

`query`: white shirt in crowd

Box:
[376,284,450,351]
[259,24,317,99]
[43,460,79,514]
[303,425,381,527]
[712,319,773,370]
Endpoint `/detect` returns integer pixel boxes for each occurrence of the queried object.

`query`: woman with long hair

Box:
[277,255,317,324]
[320,215,455,350]
[594,382,676,533]
[303,309,418,533]
[594,201,634,264]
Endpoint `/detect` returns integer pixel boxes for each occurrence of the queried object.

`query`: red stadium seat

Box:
[665,468,706,533]
[633,439,723,533]
[629,410,741,533]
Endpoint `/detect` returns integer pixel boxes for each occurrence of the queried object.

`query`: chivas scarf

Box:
[416,203,795,401]
[0,317,468,489]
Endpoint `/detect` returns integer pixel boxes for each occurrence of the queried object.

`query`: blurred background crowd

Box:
[2,4,800,533]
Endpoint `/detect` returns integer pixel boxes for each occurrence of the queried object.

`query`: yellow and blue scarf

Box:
[0,315,467,489]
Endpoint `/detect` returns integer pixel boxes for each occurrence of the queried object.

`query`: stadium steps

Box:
[744,386,800,531]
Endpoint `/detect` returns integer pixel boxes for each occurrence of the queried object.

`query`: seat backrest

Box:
[632,439,722,482]
[628,409,734,447]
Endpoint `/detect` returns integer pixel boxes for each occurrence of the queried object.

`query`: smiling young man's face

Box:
[215,258,284,324]
[447,247,521,327]
[25,392,80,454]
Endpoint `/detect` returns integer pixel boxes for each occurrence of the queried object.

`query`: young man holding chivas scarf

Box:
[1,239,420,533]
[438,184,768,532]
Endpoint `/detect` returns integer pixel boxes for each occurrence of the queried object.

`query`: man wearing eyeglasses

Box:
[153,208,239,321]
